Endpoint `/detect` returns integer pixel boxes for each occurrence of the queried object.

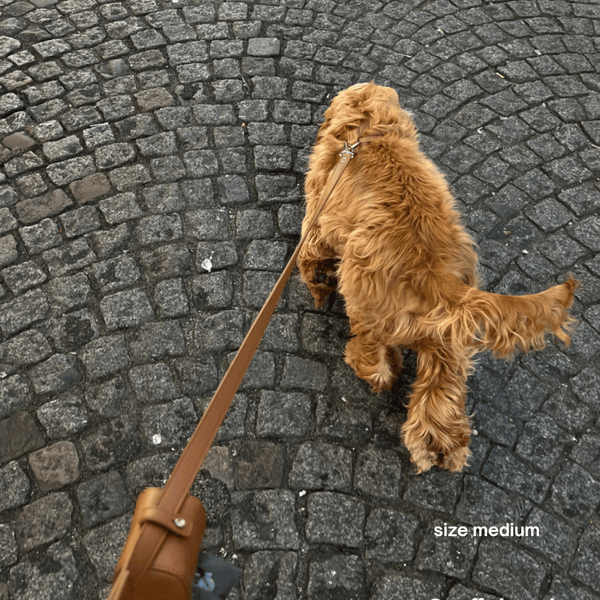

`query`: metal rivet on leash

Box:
[174,517,186,528]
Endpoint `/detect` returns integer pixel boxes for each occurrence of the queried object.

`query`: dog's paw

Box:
[368,373,394,394]
[309,285,334,308]
[304,262,338,308]
[409,450,438,474]
[404,434,470,473]
[438,445,470,472]
[344,345,396,393]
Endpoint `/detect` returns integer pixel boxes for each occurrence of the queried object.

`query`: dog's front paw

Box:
[310,262,338,307]
[309,284,334,308]
[300,259,338,308]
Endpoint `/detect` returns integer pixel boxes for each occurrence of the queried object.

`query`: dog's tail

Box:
[422,275,579,357]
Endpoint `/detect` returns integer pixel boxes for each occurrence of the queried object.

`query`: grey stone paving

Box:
[0,0,599,599]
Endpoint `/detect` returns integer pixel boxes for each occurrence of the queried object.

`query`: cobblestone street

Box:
[0,0,599,598]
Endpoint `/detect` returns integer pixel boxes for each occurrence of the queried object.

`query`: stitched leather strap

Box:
[123,121,372,587]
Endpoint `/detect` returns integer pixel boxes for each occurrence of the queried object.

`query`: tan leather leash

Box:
[119,120,373,588]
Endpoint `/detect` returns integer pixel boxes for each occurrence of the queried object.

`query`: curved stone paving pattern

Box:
[0,0,599,598]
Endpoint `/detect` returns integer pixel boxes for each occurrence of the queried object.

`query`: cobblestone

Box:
[473,538,546,600]
[77,471,130,529]
[234,440,284,489]
[50,309,99,353]
[0,524,17,568]
[28,441,80,492]
[417,520,479,578]
[14,492,73,552]
[127,320,186,363]
[43,238,96,277]
[139,243,193,281]
[0,375,29,420]
[308,555,366,600]
[366,509,419,564]
[100,288,154,330]
[185,208,230,240]
[522,507,579,565]
[515,413,570,471]
[0,411,44,463]
[306,492,364,548]
[37,395,89,439]
[0,234,18,268]
[15,188,73,224]
[243,552,296,600]
[0,330,52,375]
[153,277,189,317]
[78,334,130,380]
[98,192,143,224]
[256,391,310,438]
[231,490,299,551]
[29,353,82,395]
[129,363,179,404]
[288,441,352,492]
[189,271,232,310]
[18,218,62,254]
[84,377,127,419]
[0,288,50,336]
[550,460,600,526]
[354,446,403,502]
[0,2,599,599]
[0,461,30,513]
[141,396,197,450]
[7,542,79,600]
[1,260,47,294]
[569,525,600,594]
[81,419,143,472]
[44,272,92,311]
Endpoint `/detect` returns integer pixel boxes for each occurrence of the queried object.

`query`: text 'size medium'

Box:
[434,522,540,538]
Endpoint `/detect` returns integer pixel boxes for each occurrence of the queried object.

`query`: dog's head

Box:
[318,82,417,143]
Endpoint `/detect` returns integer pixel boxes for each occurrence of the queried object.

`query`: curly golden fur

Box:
[299,82,578,473]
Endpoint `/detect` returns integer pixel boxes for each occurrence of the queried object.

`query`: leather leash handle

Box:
[121,121,371,589]
[108,568,130,599]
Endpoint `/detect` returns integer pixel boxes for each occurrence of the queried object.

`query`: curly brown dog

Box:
[299,82,578,473]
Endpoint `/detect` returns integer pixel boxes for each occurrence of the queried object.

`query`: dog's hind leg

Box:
[298,229,338,308]
[401,341,472,473]
[344,333,400,393]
